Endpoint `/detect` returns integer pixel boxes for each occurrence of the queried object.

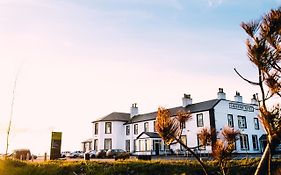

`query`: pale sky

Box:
[0,0,280,154]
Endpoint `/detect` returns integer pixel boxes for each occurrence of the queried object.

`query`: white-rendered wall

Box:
[125,120,156,152]
[93,121,126,150]
[181,111,212,153]
[214,100,264,153]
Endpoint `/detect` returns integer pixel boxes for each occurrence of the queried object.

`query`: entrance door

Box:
[155,143,160,155]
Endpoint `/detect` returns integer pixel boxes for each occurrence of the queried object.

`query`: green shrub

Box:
[0,158,280,175]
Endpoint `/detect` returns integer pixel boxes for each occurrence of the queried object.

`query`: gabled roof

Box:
[92,112,130,123]
[125,99,220,124]
[136,132,161,139]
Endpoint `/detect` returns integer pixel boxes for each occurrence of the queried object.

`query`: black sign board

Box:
[50,132,62,160]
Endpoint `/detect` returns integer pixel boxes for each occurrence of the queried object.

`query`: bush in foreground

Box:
[0,158,280,175]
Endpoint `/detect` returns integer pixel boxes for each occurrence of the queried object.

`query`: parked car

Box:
[106,149,129,159]
[10,149,37,160]
[61,151,71,158]
[69,151,84,158]
[96,149,107,158]
[85,150,97,158]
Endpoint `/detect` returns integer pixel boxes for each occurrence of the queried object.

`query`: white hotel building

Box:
[91,89,265,156]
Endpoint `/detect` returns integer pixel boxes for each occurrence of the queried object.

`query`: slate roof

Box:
[136,132,161,139]
[92,99,220,124]
[126,99,220,124]
[92,112,130,123]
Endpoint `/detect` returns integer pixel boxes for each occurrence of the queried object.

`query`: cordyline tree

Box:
[155,107,240,175]
[201,127,240,175]
[236,7,281,175]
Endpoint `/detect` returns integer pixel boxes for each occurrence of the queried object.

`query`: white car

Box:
[69,151,84,158]
[61,151,71,158]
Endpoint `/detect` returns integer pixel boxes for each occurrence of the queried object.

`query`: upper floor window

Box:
[94,123,98,135]
[254,118,259,130]
[197,113,204,127]
[153,121,156,132]
[126,125,130,135]
[105,122,112,134]
[238,116,247,129]
[240,134,249,150]
[227,114,234,127]
[144,122,149,132]
[134,124,138,135]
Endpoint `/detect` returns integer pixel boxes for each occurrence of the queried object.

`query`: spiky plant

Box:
[155,107,210,175]
[238,7,281,175]
[155,107,181,145]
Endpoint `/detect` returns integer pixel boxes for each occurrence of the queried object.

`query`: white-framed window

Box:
[94,123,98,135]
[144,122,149,132]
[126,125,130,135]
[197,134,206,150]
[238,116,247,129]
[134,139,137,151]
[134,124,138,135]
[254,118,259,130]
[125,140,130,152]
[252,135,259,150]
[105,122,112,134]
[94,139,98,150]
[104,138,112,149]
[240,134,249,150]
[180,135,187,150]
[197,113,204,127]
[227,114,234,127]
[154,121,156,132]
[145,139,148,151]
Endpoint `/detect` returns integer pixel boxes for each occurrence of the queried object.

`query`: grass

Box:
[0,158,280,175]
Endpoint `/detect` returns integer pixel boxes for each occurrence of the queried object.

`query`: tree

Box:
[237,7,281,175]
[155,107,242,175]
[155,107,210,175]
[199,127,240,175]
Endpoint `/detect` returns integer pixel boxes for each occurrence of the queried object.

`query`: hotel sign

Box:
[229,103,254,112]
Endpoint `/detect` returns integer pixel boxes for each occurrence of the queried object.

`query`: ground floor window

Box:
[94,139,98,150]
[197,134,206,150]
[134,139,137,151]
[180,135,187,150]
[240,134,249,150]
[252,135,259,150]
[104,138,112,150]
[125,140,130,152]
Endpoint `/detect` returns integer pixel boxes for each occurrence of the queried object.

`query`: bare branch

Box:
[234,68,259,85]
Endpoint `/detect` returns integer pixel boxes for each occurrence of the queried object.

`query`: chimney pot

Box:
[251,94,258,105]
[234,91,243,102]
[182,94,192,107]
[130,103,138,117]
[217,88,226,99]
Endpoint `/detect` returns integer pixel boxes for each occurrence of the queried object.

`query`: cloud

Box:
[207,0,224,7]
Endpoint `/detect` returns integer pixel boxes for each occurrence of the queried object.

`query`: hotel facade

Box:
[91,89,265,156]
